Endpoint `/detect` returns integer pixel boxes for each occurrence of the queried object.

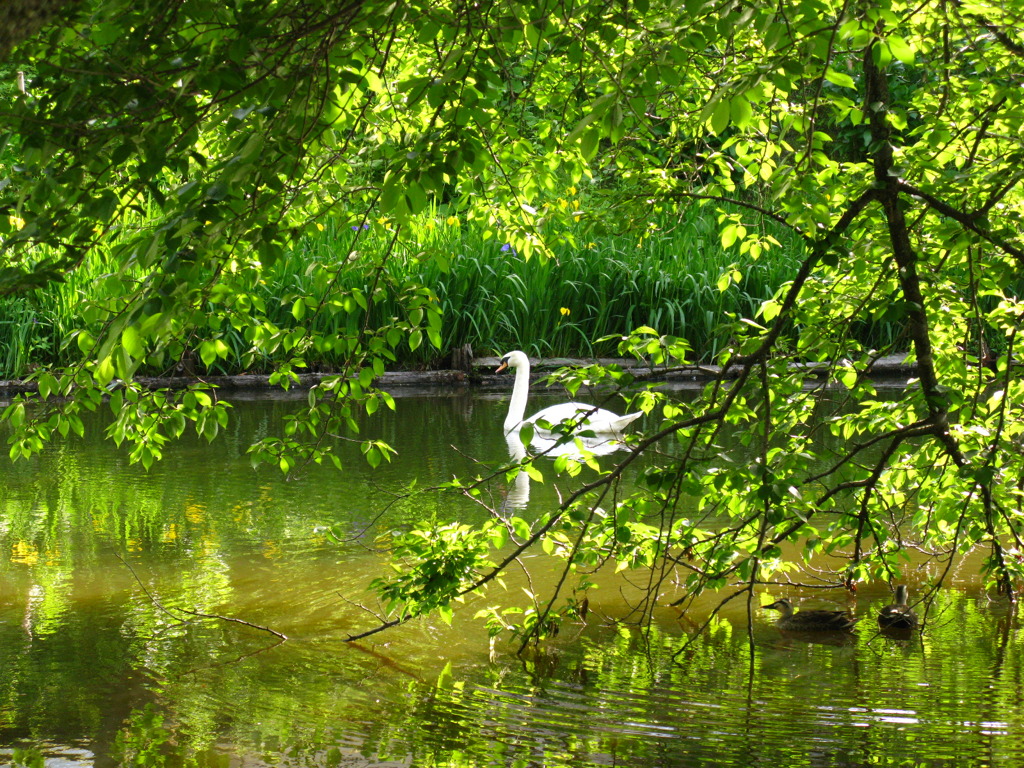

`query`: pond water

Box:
[1,389,1022,767]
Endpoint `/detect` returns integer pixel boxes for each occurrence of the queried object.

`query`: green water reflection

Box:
[1,391,1022,767]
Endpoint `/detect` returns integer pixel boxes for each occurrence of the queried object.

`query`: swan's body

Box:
[877,585,918,630]
[496,351,643,435]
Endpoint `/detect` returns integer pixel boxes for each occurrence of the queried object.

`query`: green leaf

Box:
[872,41,893,68]
[730,96,753,128]
[363,444,381,468]
[489,524,508,550]
[710,98,731,135]
[519,422,535,447]
[580,128,600,161]
[37,373,54,400]
[122,325,143,359]
[824,70,856,89]
[886,36,915,65]
[7,402,25,429]
[95,356,116,386]
[565,93,614,143]
[405,179,427,214]
[511,517,531,539]
[199,340,218,369]
[76,331,95,355]
[760,299,781,321]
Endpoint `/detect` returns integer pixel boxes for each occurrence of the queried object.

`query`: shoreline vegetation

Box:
[0,206,913,383]
[0,352,918,398]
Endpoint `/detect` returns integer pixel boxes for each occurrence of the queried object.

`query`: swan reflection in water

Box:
[503,432,532,511]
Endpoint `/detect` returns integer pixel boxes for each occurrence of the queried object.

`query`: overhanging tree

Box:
[1,0,1022,649]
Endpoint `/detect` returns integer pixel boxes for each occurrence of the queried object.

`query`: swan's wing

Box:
[527,403,643,434]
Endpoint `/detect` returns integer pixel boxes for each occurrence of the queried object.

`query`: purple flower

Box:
[501,243,516,254]
[351,222,370,231]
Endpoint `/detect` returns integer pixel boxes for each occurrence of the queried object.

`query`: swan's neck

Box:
[504,362,530,432]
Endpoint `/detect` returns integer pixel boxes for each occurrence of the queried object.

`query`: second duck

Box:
[877,584,918,630]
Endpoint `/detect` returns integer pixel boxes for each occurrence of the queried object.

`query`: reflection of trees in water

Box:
[6,394,1024,766]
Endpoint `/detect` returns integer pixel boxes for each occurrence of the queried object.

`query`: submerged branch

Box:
[116,553,289,641]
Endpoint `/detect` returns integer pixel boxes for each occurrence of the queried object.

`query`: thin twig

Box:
[116,552,288,640]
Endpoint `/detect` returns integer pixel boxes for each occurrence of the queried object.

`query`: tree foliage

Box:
[2,0,1024,647]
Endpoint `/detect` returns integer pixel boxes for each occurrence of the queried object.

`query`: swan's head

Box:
[496,350,529,373]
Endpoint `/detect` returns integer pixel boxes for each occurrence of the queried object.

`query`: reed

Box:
[0,202,909,377]
[284,204,808,364]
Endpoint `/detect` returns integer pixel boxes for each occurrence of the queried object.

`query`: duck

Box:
[763,597,858,631]
[877,585,918,630]
[495,350,643,436]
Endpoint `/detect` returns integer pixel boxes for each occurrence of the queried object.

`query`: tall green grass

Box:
[240,205,808,369]
[0,254,109,378]
[0,203,864,377]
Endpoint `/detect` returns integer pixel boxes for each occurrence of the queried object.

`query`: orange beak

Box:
[495,360,508,373]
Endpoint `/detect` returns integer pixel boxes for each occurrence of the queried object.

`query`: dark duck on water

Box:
[763,597,858,632]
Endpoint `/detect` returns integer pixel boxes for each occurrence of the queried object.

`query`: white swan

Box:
[496,350,643,436]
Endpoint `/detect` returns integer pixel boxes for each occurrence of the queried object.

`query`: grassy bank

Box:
[1,204,810,378]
